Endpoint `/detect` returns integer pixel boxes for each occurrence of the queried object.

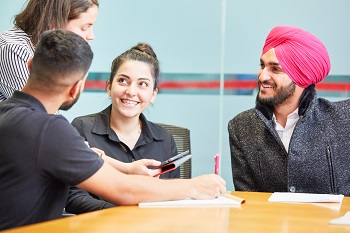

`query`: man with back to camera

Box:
[228,25,350,195]
[0,29,226,230]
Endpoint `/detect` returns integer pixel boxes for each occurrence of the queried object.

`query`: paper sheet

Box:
[268,192,344,203]
[329,211,350,225]
[311,202,343,211]
[139,195,242,208]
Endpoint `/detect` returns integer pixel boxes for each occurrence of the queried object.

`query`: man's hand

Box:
[189,174,227,200]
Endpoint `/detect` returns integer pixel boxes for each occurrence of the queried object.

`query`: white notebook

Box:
[268,192,344,203]
[139,195,243,208]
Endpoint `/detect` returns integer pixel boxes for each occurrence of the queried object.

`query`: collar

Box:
[272,107,299,123]
[9,91,47,113]
[256,84,317,120]
[91,105,164,141]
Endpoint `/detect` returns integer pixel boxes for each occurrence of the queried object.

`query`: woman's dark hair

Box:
[14,0,99,46]
[109,43,160,90]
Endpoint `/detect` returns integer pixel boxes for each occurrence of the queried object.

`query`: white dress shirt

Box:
[273,108,300,152]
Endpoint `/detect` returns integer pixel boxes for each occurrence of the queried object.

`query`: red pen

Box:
[214,154,220,175]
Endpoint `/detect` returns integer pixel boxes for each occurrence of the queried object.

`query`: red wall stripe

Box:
[84,80,350,91]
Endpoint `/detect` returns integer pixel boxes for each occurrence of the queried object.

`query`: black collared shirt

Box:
[0,91,103,228]
[66,105,179,214]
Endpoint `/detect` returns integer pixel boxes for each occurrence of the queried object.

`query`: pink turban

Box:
[262,26,331,88]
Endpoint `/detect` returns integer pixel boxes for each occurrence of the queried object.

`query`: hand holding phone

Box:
[159,150,190,166]
[154,150,191,176]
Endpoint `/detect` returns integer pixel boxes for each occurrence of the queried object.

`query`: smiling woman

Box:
[65,43,181,215]
[0,0,99,102]
[106,43,160,149]
[108,60,157,132]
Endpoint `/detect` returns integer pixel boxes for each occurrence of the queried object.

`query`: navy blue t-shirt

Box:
[0,91,103,230]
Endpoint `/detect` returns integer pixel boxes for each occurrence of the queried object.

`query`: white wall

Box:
[2,0,349,75]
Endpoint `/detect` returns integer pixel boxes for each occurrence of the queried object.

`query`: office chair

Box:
[155,123,192,179]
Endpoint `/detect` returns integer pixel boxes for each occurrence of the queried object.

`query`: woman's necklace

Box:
[116,124,141,141]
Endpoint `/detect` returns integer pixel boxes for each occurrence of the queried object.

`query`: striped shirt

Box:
[0,28,34,102]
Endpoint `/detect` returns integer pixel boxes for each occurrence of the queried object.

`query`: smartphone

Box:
[159,150,190,166]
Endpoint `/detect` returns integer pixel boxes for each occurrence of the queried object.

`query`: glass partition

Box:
[1,0,350,191]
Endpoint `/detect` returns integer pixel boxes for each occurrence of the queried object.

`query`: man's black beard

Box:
[59,91,81,111]
[257,81,296,107]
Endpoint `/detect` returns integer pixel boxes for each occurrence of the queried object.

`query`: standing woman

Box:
[0,0,99,102]
[66,43,180,214]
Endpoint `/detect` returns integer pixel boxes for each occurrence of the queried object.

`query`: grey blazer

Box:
[228,85,350,195]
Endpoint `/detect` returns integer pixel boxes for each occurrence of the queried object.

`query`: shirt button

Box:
[289,186,296,192]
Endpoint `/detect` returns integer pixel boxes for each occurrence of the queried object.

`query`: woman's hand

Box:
[89,147,161,177]
[126,159,162,177]
[90,147,105,157]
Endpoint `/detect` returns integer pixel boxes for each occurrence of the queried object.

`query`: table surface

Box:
[3,191,350,233]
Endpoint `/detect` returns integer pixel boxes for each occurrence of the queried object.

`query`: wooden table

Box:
[3,191,350,233]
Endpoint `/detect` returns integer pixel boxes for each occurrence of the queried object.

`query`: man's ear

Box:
[27,57,33,72]
[69,80,83,99]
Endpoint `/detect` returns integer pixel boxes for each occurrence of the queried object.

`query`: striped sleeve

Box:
[0,29,34,102]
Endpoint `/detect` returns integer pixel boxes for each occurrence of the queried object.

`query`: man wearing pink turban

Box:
[228,25,350,195]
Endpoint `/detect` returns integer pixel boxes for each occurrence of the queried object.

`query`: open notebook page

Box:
[139,195,243,208]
